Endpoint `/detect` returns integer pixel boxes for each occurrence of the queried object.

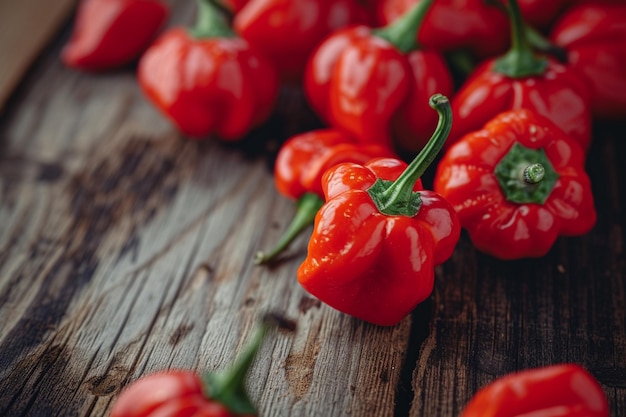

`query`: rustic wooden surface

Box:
[0,1,625,416]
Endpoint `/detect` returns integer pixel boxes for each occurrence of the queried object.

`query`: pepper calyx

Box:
[372,0,433,54]
[189,0,236,39]
[493,0,547,78]
[367,94,451,217]
[495,142,559,204]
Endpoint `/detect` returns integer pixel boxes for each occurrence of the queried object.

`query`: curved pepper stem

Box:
[373,0,433,53]
[493,0,547,78]
[523,163,545,184]
[367,94,452,217]
[255,192,324,265]
[189,0,235,39]
[201,314,295,415]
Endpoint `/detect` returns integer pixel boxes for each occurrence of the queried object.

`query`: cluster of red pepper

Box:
[62,0,622,415]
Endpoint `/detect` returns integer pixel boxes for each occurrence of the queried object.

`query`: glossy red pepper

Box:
[375,0,510,58]
[434,109,596,260]
[446,0,592,152]
[255,128,393,264]
[549,1,626,119]
[304,0,454,154]
[461,364,610,417]
[110,315,291,417]
[297,95,460,326]
[233,0,372,81]
[62,0,169,71]
[138,0,279,140]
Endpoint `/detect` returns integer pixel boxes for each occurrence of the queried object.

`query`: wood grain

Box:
[0,1,625,416]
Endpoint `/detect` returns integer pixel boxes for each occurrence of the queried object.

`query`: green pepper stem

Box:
[189,0,235,39]
[255,193,324,265]
[523,163,545,184]
[493,0,547,78]
[373,0,433,54]
[367,94,452,217]
[202,321,268,415]
[525,26,568,63]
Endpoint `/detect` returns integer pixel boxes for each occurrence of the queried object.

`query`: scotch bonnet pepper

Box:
[549,1,626,119]
[297,95,460,326]
[304,0,454,153]
[138,0,279,140]
[446,0,591,152]
[461,364,610,417]
[255,128,393,265]
[376,0,510,58]
[110,314,292,417]
[234,0,372,81]
[62,0,169,71]
[434,109,596,260]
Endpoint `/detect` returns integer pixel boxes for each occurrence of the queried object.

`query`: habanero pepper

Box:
[62,0,169,71]
[446,0,592,152]
[549,1,626,119]
[434,109,596,260]
[110,314,294,417]
[304,0,454,154]
[233,0,372,81]
[217,0,249,14]
[375,0,510,58]
[461,364,610,417]
[138,0,279,140]
[297,95,460,326]
[255,128,394,265]
[517,0,572,30]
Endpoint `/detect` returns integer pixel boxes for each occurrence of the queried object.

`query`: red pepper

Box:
[62,0,169,71]
[297,95,460,326]
[110,315,292,417]
[218,0,249,13]
[255,128,393,264]
[446,0,592,152]
[375,0,510,58]
[461,364,610,417]
[138,0,279,140]
[304,0,454,154]
[549,1,626,119]
[517,0,572,30]
[434,109,596,260]
[233,0,372,81]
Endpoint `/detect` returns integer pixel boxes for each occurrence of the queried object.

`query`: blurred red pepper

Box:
[233,0,372,81]
[218,0,250,13]
[461,364,610,417]
[549,1,626,119]
[138,0,279,140]
[255,128,393,264]
[111,314,292,417]
[62,0,169,71]
[446,0,591,152]
[375,0,510,58]
[304,0,454,154]
[517,0,572,30]
[297,95,460,326]
[434,109,596,260]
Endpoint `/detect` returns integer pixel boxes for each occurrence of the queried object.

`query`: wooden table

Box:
[1,1,625,416]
